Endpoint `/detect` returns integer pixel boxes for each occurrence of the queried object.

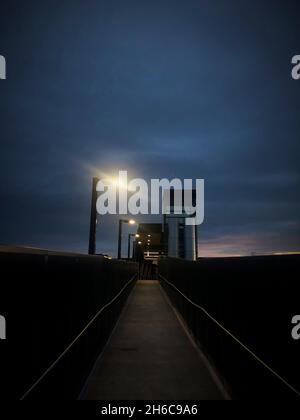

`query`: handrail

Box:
[159,274,300,398]
[20,273,137,400]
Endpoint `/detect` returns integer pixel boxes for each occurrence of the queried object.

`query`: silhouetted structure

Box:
[136,223,164,262]
[163,189,198,260]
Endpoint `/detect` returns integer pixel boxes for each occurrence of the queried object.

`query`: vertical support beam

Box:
[163,214,168,256]
[132,240,136,261]
[128,234,131,260]
[184,223,196,261]
[118,219,123,259]
[88,177,99,255]
[167,217,179,258]
[195,225,198,259]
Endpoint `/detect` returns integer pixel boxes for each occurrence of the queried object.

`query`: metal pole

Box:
[128,234,131,260]
[118,219,123,259]
[195,225,198,259]
[88,177,99,255]
[132,240,136,261]
[127,233,135,260]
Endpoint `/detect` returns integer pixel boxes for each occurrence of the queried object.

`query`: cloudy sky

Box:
[0,0,299,256]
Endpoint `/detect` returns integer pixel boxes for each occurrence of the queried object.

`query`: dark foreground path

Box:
[83,280,226,400]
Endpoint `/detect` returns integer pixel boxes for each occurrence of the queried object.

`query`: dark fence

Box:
[158,255,300,400]
[0,246,138,400]
[138,260,157,280]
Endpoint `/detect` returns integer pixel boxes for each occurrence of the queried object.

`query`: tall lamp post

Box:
[88,177,99,255]
[118,219,136,259]
[128,233,139,260]
[132,234,140,260]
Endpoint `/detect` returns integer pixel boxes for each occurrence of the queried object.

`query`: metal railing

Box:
[0,246,138,399]
[20,274,137,400]
[158,256,300,400]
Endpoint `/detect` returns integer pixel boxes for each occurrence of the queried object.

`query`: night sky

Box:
[0,0,299,257]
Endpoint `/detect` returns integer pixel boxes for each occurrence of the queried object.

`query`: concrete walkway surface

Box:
[83,280,226,400]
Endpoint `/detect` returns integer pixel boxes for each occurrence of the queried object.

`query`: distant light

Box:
[129,219,136,225]
[138,241,142,245]
[148,234,151,237]
[135,234,140,238]
[273,251,300,256]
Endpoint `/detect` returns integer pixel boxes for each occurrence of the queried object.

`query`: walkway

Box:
[83,280,226,400]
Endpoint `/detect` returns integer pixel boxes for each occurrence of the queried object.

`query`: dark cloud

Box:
[0,0,300,256]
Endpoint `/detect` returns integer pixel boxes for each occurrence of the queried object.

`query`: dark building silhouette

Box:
[163,189,198,261]
[136,223,164,262]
